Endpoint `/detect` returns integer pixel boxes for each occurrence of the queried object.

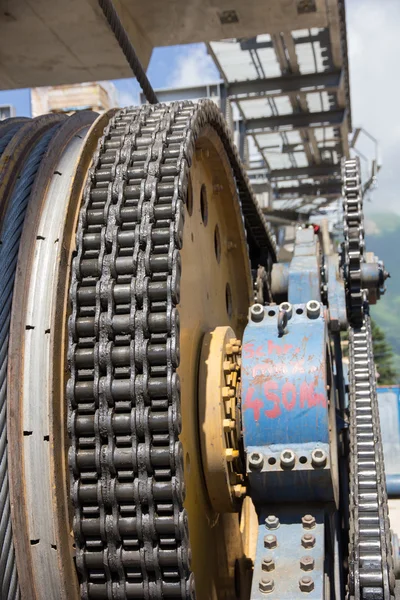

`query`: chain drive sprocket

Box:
[343,158,395,600]
[67,100,275,600]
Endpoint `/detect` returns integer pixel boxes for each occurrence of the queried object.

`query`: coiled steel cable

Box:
[97,0,158,104]
[0,124,60,600]
[0,124,27,160]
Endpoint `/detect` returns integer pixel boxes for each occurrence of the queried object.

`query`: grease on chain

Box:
[67,100,275,600]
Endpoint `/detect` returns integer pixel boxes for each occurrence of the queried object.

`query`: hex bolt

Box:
[301,533,316,548]
[300,556,315,571]
[280,448,296,469]
[265,515,280,529]
[306,300,321,319]
[279,301,293,319]
[262,556,275,572]
[299,576,314,592]
[311,448,327,468]
[259,577,274,593]
[248,452,264,470]
[264,534,277,549]
[302,514,316,529]
[250,303,264,323]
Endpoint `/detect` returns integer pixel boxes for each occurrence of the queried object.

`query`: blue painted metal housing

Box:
[242,303,336,502]
[251,508,325,600]
[288,228,321,304]
[327,254,347,332]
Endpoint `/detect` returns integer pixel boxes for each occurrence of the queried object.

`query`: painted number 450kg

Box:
[244,381,326,421]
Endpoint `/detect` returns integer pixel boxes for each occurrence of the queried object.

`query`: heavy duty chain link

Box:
[343,158,395,600]
[342,157,364,327]
[67,100,275,600]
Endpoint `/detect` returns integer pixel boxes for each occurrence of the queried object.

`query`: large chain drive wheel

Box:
[64,101,268,600]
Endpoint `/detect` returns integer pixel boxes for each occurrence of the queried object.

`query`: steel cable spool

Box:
[0,120,63,600]
[6,111,103,600]
[0,119,30,159]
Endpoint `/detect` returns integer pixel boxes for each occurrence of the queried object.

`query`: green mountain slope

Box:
[365,213,400,365]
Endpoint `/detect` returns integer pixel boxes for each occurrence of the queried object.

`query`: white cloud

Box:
[347,0,400,213]
[170,45,219,88]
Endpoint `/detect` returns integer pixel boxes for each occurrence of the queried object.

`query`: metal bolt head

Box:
[311,448,327,468]
[259,577,274,593]
[279,301,293,319]
[302,514,316,529]
[300,556,315,571]
[299,576,314,592]
[280,448,296,469]
[233,484,246,498]
[306,300,321,319]
[248,452,264,470]
[265,515,280,529]
[301,533,316,548]
[264,534,277,549]
[262,556,275,572]
[250,303,264,322]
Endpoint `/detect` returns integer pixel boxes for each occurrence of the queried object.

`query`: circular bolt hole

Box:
[186,177,193,216]
[226,283,233,319]
[299,456,307,464]
[200,184,208,225]
[268,457,276,465]
[296,308,304,315]
[268,310,275,317]
[214,225,221,263]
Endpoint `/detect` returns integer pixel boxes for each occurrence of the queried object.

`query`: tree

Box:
[370,319,399,385]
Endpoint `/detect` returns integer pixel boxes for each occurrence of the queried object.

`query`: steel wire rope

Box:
[0,123,61,600]
[97,0,158,104]
[0,124,27,160]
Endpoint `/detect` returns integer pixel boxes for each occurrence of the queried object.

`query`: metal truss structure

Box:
[140,1,351,222]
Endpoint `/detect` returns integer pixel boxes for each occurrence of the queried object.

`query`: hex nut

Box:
[299,576,314,592]
[262,557,275,572]
[280,448,296,469]
[311,448,327,468]
[300,556,315,571]
[251,303,264,322]
[302,514,316,529]
[301,534,316,548]
[265,515,280,529]
[248,452,264,470]
[264,534,277,549]
[259,577,274,593]
[306,300,321,319]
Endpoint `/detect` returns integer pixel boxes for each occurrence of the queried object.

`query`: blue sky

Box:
[0,43,219,118]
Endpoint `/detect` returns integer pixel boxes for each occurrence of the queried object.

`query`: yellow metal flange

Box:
[199,326,246,513]
[178,125,254,599]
